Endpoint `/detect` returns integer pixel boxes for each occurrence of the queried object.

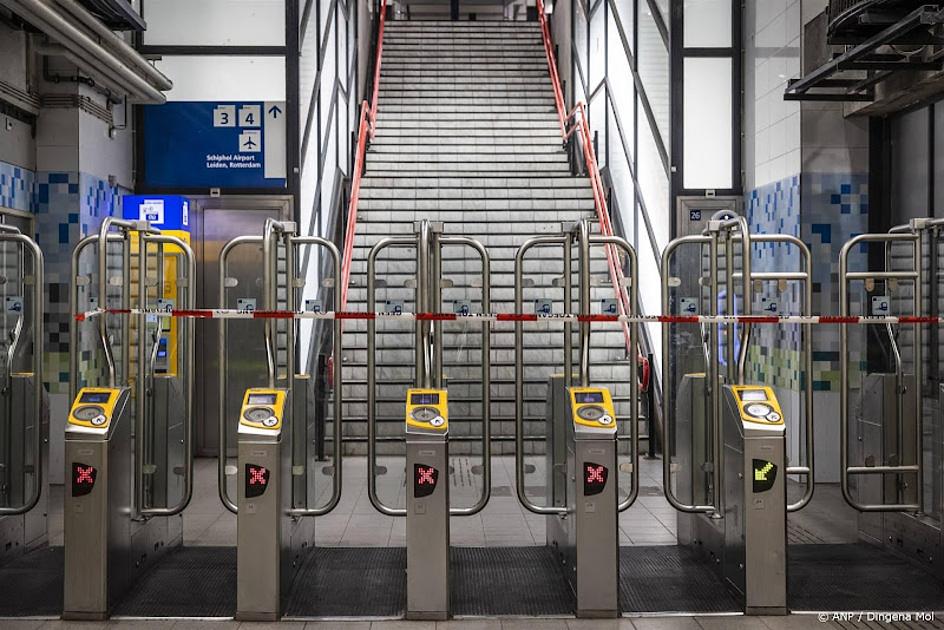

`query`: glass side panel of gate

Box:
[0,215,33,510]
[664,240,713,510]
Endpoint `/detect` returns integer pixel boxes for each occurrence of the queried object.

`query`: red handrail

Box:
[340,0,388,310]
[536,0,650,391]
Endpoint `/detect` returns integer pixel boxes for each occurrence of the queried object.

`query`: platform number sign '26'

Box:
[414,464,439,498]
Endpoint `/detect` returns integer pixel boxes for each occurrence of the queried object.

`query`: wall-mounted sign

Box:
[142,101,286,189]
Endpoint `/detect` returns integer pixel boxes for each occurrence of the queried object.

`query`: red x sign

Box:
[249,466,268,485]
[76,466,95,484]
[586,465,606,484]
[417,467,435,485]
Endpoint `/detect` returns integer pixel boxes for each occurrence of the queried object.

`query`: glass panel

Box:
[574,2,589,95]
[638,94,669,251]
[155,56,285,101]
[142,0,285,46]
[683,57,732,190]
[683,0,731,48]
[638,6,669,142]
[607,98,636,245]
[589,0,606,88]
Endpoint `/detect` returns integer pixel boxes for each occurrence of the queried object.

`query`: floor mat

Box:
[284,546,406,617]
[0,546,63,616]
[790,543,944,611]
[450,546,574,616]
[112,546,235,617]
[619,545,741,613]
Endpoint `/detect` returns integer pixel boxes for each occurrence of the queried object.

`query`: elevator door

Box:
[194,208,283,455]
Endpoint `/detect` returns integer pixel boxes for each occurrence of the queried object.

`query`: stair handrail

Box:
[341,0,388,310]
[537,0,649,391]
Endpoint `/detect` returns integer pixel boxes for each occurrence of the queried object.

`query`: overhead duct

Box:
[0,0,171,103]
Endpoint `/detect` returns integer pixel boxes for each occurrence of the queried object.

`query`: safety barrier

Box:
[74,307,944,325]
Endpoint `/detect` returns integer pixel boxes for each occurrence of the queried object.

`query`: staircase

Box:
[339,18,637,454]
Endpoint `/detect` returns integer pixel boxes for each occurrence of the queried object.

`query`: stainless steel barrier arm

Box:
[740,234,815,512]
[839,231,922,512]
[288,236,344,517]
[589,234,640,512]
[514,234,569,516]
[218,235,264,514]
[137,233,196,517]
[367,235,417,517]
[0,233,43,515]
[69,234,122,403]
[440,235,492,517]
[660,234,718,515]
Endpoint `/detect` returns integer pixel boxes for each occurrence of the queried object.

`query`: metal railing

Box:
[340,0,387,310]
[537,0,649,392]
[514,220,640,514]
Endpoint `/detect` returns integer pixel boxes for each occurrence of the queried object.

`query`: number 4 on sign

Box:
[239,105,261,128]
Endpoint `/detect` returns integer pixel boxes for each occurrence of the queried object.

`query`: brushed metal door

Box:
[194,208,281,456]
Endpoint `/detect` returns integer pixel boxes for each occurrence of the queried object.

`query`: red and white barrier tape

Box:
[73,308,944,326]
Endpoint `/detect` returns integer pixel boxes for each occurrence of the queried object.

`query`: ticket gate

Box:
[63,217,195,619]
[839,217,944,576]
[661,211,814,614]
[221,219,343,621]
[514,219,639,618]
[366,220,491,620]
[0,223,47,566]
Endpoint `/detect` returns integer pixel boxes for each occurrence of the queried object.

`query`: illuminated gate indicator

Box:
[584,462,608,496]
[413,464,439,498]
[245,464,270,499]
[752,459,777,493]
[71,462,97,497]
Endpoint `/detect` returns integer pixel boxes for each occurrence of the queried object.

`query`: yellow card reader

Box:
[405,388,448,435]
[239,388,287,431]
[729,385,784,426]
[68,387,128,430]
[569,386,617,433]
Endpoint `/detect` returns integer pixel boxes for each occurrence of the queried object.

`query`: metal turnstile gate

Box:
[220,219,343,620]
[661,211,815,614]
[0,222,46,567]
[366,220,491,620]
[63,217,196,619]
[514,219,639,618]
[840,217,944,576]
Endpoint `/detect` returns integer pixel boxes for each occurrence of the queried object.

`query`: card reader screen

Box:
[740,390,768,402]
[574,391,604,403]
[248,393,277,405]
[80,392,111,404]
[411,393,439,405]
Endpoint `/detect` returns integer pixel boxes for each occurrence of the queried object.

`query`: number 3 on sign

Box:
[213,105,236,128]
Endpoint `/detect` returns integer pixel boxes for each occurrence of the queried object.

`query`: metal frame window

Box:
[134,0,300,201]
[670,0,742,205]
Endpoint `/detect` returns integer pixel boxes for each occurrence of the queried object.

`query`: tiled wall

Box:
[0,163,36,214]
[747,175,802,390]
[745,172,870,392]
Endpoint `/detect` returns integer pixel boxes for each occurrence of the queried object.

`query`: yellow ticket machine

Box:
[405,388,449,620]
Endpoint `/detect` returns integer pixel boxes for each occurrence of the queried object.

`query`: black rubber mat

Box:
[450,546,574,616]
[790,543,944,611]
[112,546,235,617]
[284,546,406,617]
[619,545,741,613]
[0,546,63,616]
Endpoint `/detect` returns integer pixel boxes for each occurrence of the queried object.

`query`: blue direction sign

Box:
[142,101,286,188]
